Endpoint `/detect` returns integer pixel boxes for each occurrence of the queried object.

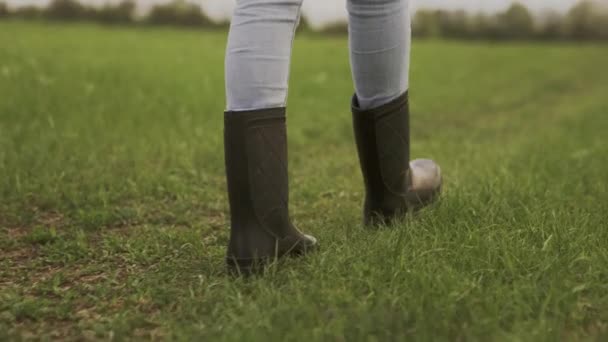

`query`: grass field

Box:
[1,21,607,340]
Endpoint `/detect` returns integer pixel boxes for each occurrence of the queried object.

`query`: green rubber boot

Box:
[224,107,317,275]
[352,92,442,226]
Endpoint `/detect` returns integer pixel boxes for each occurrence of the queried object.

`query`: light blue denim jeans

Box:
[225,0,410,111]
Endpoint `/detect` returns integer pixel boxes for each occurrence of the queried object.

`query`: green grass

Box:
[1,21,607,340]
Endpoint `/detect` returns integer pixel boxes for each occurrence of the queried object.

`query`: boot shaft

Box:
[224,108,316,268]
[224,108,290,235]
[352,92,412,224]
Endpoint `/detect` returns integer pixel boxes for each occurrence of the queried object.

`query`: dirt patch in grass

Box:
[1,243,153,339]
[1,245,39,267]
[0,244,40,291]
[36,211,66,227]
[4,227,29,240]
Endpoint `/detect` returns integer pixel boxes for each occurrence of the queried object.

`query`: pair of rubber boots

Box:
[224,92,442,275]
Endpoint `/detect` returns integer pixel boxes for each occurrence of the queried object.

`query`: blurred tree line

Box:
[0,0,226,28]
[1,0,607,41]
[412,2,608,41]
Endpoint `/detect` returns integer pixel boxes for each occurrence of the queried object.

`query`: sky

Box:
[7,0,585,28]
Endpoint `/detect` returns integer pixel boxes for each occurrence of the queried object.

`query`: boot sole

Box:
[226,239,319,276]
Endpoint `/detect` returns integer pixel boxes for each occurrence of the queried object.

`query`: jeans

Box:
[225,0,411,111]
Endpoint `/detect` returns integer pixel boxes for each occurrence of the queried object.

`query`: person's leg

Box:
[224,0,316,275]
[225,0,302,111]
[347,0,411,110]
[347,0,442,226]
